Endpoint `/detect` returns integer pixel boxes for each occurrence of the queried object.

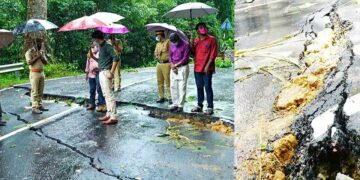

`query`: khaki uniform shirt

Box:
[107,39,123,55]
[25,47,44,70]
[154,39,170,62]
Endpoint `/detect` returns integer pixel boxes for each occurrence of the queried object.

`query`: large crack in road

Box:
[2,86,234,179]
[5,111,136,180]
[235,1,360,178]
[286,4,360,179]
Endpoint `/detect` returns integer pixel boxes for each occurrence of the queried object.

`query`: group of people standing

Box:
[154,22,218,115]
[23,31,122,125]
[0,22,218,126]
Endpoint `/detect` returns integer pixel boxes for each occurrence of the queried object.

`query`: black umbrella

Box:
[13,19,58,35]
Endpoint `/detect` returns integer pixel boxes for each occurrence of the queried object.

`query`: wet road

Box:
[0,66,234,179]
[235,0,360,178]
[14,66,234,121]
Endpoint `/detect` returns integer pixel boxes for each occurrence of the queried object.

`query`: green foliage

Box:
[215,58,233,68]
[0,63,82,89]
[0,0,27,65]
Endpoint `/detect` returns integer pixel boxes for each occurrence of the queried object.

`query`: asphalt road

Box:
[0,66,234,180]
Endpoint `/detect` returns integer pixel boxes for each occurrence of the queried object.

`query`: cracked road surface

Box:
[0,67,234,180]
[235,0,360,178]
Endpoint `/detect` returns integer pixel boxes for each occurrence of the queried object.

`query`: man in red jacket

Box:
[190,22,218,115]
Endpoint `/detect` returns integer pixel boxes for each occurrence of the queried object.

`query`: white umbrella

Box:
[0,29,15,48]
[145,23,188,41]
[164,2,218,19]
[90,12,125,24]
[13,19,58,34]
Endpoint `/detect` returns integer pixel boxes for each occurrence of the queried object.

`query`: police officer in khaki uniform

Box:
[154,30,172,104]
[109,35,123,92]
[25,38,49,114]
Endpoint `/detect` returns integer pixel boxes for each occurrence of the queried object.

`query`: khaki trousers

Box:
[156,63,171,99]
[30,72,45,108]
[113,61,121,90]
[99,70,117,119]
[170,65,189,107]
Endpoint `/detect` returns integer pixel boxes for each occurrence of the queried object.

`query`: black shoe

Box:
[0,121,6,126]
[169,99,173,105]
[175,107,183,113]
[39,106,49,111]
[156,98,165,103]
[169,106,178,112]
[86,105,95,111]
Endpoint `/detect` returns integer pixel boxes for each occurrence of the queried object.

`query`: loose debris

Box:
[275,26,344,113]
[154,118,233,150]
[247,134,298,179]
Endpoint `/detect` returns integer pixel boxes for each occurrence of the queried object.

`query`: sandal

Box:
[102,119,118,125]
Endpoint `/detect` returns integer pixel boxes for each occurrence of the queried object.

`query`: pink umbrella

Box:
[58,16,108,32]
[97,24,129,34]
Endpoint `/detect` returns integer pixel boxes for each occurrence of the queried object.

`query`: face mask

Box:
[198,27,208,35]
[156,36,160,42]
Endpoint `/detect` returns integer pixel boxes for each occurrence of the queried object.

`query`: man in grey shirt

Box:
[91,30,120,125]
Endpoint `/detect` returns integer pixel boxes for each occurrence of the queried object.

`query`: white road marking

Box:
[0,105,81,142]
[121,77,155,89]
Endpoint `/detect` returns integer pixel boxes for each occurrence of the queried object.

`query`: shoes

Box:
[98,116,110,121]
[191,106,202,113]
[32,108,43,114]
[86,104,95,111]
[96,105,107,113]
[204,108,214,115]
[175,107,183,113]
[169,106,178,112]
[0,120,6,126]
[39,106,49,111]
[156,98,165,103]
[102,119,118,125]
[169,99,173,105]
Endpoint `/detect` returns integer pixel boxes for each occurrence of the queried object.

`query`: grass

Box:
[0,63,82,89]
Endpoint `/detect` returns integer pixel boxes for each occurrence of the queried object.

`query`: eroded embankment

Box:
[244,4,359,179]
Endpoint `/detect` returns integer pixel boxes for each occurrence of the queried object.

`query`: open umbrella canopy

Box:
[145,23,188,41]
[58,16,108,32]
[90,12,124,24]
[97,24,129,34]
[13,19,58,34]
[146,23,177,33]
[164,2,218,19]
[0,29,15,48]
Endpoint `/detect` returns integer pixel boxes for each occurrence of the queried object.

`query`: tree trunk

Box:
[24,0,47,51]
